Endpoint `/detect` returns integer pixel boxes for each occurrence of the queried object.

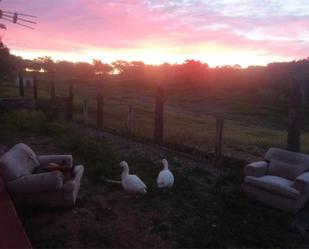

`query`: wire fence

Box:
[1,75,308,160]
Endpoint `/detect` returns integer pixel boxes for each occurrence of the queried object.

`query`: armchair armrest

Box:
[245,161,269,177]
[293,172,309,194]
[63,165,84,193]
[6,171,63,194]
[37,155,73,167]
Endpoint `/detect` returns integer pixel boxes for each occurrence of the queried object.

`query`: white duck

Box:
[120,161,147,195]
[157,159,174,188]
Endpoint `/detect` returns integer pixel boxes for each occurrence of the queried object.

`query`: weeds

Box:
[0,110,119,182]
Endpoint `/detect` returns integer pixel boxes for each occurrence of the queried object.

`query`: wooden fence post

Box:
[67,81,74,120]
[287,79,304,152]
[33,74,38,109]
[97,81,104,129]
[215,118,224,166]
[126,105,133,135]
[50,73,55,101]
[33,74,37,100]
[154,84,164,145]
[83,99,89,126]
[18,72,24,97]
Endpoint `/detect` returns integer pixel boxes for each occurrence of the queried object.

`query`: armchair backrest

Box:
[265,148,309,180]
[0,143,39,182]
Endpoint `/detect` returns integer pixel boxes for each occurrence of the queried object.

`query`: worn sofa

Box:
[243,148,309,213]
[0,143,84,208]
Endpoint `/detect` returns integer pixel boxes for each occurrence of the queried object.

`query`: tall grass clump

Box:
[45,122,120,183]
[54,130,119,182]
[0,110,119,183]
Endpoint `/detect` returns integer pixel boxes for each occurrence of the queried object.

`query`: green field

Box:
[1,75,309,158]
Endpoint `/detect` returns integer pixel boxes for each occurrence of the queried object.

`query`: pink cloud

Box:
[1,0,309,65]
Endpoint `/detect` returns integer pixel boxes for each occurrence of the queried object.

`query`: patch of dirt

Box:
[12,134,183,248]
[21,188,169,248]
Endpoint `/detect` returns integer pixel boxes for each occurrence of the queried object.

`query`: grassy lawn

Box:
[0,110,308,248]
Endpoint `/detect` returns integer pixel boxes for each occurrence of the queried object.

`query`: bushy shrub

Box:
[36,99,59,120]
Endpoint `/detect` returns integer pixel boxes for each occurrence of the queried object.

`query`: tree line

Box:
[1,41,309,98]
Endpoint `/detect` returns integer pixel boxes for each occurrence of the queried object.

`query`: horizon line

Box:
[11,50,306,69]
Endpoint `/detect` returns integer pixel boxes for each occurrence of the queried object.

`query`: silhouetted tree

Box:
[34,56,55,74]
[111,60,130,75]
[179,59,209,85]
[74,62,94,79]
[93,59,113,75]
[54,60,75,77]
[0,42,19,80]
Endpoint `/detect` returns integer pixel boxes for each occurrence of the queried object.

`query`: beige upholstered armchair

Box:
[243,148,309,213]
[0,143,84,208]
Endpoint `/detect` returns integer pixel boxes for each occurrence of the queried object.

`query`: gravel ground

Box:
[73,123,221,176]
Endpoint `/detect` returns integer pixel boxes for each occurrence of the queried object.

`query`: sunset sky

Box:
[1,0,309,67]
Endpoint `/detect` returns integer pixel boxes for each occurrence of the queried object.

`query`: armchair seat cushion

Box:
[245,175,300,199]
[33,163,73,182]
